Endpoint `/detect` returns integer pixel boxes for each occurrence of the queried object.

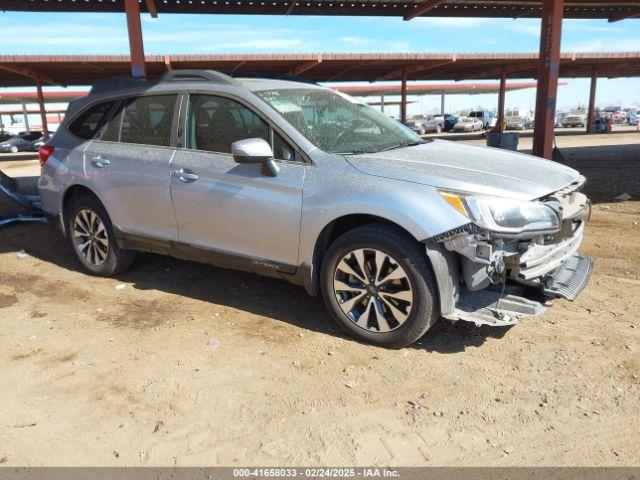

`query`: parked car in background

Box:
[453,116,484,132]
[603,105,622,115]
[563,111,587,128]
[38,70,593,348]
[555,111,567,128]
[0,131,44,153]
[405,115,428,135]
[468,110,494,129]
[423,116,445,134]
[505,108,534,130]
[601,105,629,125]
[0,131,15,144]
[443,114,459,131]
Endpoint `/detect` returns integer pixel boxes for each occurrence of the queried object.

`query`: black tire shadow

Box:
[0,220,340,339]
[0,220,512,351]
[412,320,513,354]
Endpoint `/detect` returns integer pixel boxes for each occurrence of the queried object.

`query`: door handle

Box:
[174,169,199,183]
[91,155,111,168]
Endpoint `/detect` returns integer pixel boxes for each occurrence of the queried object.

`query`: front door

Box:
[170,94,305,268]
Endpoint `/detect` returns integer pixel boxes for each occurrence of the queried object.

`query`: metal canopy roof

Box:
[0,53,638,87]
[0,0,639,20]
[0,82,540,106]
[336,81,546,95]
[0,91,88,105]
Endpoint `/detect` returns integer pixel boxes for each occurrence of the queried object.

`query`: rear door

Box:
[170,93,305,267]
[83,94,180,241]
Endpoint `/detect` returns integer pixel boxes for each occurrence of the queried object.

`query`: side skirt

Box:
[113,229,311,289]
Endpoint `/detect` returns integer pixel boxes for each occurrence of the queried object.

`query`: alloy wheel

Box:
[72,209,109,266]
[333,248,413,333]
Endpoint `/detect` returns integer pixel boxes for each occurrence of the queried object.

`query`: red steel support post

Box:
[532,0,564,159]
[124,0,147,77]
[496,67,507,131]
[400,68,408,124]
[587,71,598,133]
[35,75,49,141]
[21,103,30,133]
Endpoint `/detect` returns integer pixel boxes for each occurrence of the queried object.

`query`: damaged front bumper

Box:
[427,179,593,327]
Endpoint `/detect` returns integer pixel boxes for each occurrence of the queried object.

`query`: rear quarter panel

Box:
[38,136,97,229]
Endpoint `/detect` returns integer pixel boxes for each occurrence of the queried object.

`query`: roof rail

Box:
[89,70,239,94]
[228,70,317,85]
[160,70,240,85]
[89,75,156,95]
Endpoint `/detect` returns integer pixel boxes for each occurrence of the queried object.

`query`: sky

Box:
[0,10,639,117]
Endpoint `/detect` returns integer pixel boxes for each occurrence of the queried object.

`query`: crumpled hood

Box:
[346,140,581,200]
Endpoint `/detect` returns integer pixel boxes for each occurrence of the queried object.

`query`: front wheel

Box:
[9,146,18,153]
[320,224,439,348]
[66,195,135,276]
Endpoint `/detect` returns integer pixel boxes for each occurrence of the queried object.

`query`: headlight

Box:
[439,190,561,235]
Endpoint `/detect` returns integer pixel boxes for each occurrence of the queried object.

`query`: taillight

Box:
[38,145,54,167]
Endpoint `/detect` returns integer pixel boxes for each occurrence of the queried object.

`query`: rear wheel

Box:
[66,194,135,276]
[320,224,439,348]
[9,146,18,153]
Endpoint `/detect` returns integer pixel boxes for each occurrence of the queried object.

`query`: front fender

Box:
[298,162,470,268]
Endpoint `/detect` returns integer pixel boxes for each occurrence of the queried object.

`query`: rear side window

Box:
[101,95,177,147]
[121,95,177,147]
[68,101,114,139]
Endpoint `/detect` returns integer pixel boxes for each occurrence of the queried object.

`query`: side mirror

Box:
[232,138,279,177]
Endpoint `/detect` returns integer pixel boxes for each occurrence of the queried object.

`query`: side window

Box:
[186,94,295,160]
[68,101,114,140]
[116,95,177,147]
[100,106,122,142]
[273,132,294,161]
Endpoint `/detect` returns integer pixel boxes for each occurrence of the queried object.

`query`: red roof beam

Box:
[373,57,457,82]
[145,0,158,18]
[404,0,446,21]
[0,64,62,87]
[290,56,322,76]
[608,7,640,22]
[453,63,537,81]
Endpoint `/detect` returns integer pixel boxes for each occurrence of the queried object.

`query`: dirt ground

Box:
[0,132,639,467]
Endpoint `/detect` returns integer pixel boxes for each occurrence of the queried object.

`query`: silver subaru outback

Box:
[38,70,592,348]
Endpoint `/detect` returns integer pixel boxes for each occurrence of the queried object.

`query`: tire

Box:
[436,125,442,134]
[9,146,18,153]
[320,224,439,348]
[66,194,135,276]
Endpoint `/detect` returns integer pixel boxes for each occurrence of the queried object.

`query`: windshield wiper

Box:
[339,140,426,155]
[375,140,426,153]
[340,148,378,155]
